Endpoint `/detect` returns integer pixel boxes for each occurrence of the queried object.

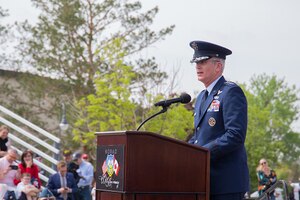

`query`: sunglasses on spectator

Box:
[260,162,267,165]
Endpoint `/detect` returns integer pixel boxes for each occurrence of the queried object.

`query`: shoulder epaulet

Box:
[224,81,237,87]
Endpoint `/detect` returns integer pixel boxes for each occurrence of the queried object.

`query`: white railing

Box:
[0,105,60,143]
[0,104,61,183]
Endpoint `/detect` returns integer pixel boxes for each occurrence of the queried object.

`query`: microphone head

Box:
[180,93,191,104]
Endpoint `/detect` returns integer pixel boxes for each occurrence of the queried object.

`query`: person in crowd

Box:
[47,160,78,200]
[257,158,277,200]
[0,183,8,199]
[187,40,249,200]
[63,150,80,185]
[90,173,96,200]
[82,154,88,162]
[16,173,40,200]
[62,150,72,164]
[35,154,45,176]
[0,125,11,157]
[72,152,94,200]
[14,150,41,188]
[0,149,21,198]
[274,187,284,200]
[290,180,299,200]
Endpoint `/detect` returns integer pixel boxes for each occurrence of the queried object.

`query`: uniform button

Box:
[197,127,200,131]
[195,140,198,144]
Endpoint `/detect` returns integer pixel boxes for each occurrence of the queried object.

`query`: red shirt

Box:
[13,163,41,188]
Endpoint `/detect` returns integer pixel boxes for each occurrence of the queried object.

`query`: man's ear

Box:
[215,62,223,73]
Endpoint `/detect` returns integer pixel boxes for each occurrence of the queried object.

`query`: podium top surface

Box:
[95,130,208,152]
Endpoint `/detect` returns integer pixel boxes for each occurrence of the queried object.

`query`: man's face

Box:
[64,155,72,162]
[6,152,17,163]
[195,58,222,87]
[58,165,67,176]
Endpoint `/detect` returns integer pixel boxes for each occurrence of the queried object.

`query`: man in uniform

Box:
[188,40,249,200]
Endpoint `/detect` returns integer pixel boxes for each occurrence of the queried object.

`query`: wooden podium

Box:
[95,131,210,200]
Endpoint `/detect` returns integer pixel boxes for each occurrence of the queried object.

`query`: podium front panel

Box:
[96,131,209,200]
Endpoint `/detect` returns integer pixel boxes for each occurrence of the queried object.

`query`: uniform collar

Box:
[206,76,222,95]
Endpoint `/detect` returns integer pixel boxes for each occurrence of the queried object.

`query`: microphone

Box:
[154,93,191,107]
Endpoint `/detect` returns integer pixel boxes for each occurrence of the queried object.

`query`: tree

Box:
[142,102,194,141]
[243,74,300,191]
[0,6,11,66]
[16,0,174,98]
[8,0,174,151]
[73,38,137,156]
[73,38,193,158]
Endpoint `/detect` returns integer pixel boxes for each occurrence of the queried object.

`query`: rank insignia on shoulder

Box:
[224,81,236,85]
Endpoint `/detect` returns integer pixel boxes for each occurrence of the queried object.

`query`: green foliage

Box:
[143,104,194,140]
[243,74,300,191]
[16,0,174,98]
[73,38,137,154]
[9,0,174,153]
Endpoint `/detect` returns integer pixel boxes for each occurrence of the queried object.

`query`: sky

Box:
[1,0,300,129]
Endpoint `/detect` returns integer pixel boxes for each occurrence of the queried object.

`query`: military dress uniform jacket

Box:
[188,76,249,195]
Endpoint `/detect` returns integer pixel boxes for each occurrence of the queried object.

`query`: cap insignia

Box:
[191,42,198,50]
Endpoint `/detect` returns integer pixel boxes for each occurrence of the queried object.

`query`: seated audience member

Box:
[257,158,277,200]
[16,173,40,200]
[14,150,41,188]
[35,155,45,176]
[0,149,20,187]
[0,125,11,157]
[0,183,8,199]
[47,160,78,200]
[0,149,20,198]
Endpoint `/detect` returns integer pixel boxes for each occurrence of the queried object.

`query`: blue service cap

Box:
[189,41,232,63]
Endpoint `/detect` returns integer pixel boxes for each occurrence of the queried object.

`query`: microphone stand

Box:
[136,106,169,131]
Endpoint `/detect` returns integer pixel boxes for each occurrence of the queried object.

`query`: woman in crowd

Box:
[257,158,277,200]
[14,150,42,188]
[0,125,11,157]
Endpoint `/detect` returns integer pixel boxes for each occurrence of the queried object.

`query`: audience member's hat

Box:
[72,152,82,161]
[63,149,72,156]
[189,40,232,63]
[82,153,88,160]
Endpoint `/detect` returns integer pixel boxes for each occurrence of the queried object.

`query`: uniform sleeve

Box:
[203,86,247,160]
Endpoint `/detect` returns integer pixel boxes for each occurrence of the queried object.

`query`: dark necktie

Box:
[201,90,208,108]
[199,90,208,116]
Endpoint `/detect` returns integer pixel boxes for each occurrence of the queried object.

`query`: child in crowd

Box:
[16,173,40,200]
